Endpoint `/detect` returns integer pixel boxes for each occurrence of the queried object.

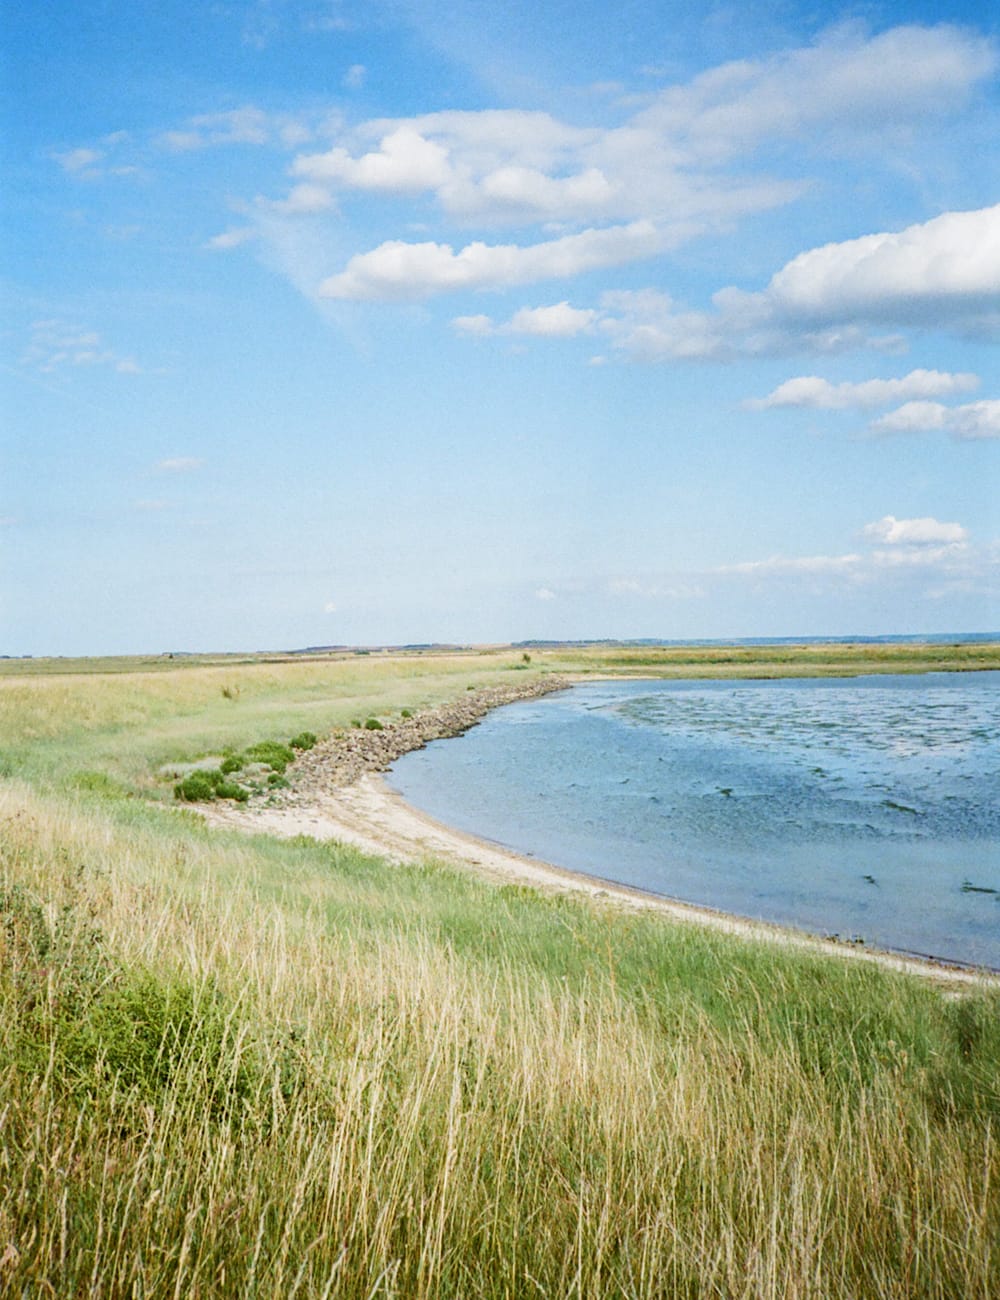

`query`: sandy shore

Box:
[205,773,995,990]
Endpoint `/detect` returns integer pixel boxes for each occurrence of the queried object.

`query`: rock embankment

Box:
[280,675,570,800]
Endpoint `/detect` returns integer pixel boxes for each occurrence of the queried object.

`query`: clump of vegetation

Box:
[289,731,317,751]
[400,708,413,718]
[68,770,129,799]
[174,769,248,803]
[2,884,261,1117]
[363,717,384,731]
[219,753,242,775]
[243,740,295,773]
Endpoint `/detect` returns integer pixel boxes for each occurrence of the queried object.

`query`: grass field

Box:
[2,644,998,1297]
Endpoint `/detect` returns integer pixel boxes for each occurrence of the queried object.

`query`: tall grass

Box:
[2,650,999,1295]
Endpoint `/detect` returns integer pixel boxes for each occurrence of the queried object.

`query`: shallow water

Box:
[387,673,1000,968]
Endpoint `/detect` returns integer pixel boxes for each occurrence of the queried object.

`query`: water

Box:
[387,674,1000,968]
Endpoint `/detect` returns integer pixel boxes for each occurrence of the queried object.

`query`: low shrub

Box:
[400,708,413,719]
[363,717,384,731]
[219,755,243,775]
[174,771,218,802]
[289,731,317,751]
[243,741,295,774]
[174,769,248,803]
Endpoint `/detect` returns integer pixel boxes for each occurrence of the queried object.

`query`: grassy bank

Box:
[2,646,999,1296]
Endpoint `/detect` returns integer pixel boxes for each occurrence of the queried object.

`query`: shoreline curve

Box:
[202,675,997,988]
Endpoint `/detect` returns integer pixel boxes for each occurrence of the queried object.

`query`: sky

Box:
[2,0,999,654]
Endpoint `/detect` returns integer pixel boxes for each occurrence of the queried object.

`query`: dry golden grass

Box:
[2,646,998,1296]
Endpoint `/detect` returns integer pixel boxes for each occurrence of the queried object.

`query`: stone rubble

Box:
[269,674,571,806]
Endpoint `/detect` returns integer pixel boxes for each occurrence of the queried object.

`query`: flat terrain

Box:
[2,642,998,1297]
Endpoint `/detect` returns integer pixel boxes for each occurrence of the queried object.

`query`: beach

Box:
[204,679,995,987]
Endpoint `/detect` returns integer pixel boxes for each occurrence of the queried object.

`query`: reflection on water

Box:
[387,673,1000,968]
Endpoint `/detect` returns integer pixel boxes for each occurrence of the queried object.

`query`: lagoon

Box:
[388,672,1000,968]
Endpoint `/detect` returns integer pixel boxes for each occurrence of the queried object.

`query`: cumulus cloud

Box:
[507,303,599,336]
[535,587,556,601]
[454,302,599,337]
[293,127,451,193]
[319,221,665,300]
[596,204,1000,361]
[271,25,993,236]
[763,205,1000,325]
[870,399,1000,439]
[747,369,979,410]
[861,515,968,545]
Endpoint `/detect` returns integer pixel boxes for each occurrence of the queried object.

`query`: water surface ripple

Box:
[387,674,1000,968]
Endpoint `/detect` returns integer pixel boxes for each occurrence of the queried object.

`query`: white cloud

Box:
[636,22,995,160]
[323,601,338,614]
[747,369,979,410]
[715,553,863,576]
[207,227,258,250]
[535,587,556,601]
[343,64,366,90]
[52,147,103,176]
[598,204,1000,361]
[158,107,272,152]
[861,515,968,546]
[451,314,495,336]
[293,127,451,193]
[871,398,1000,439]
[272,25,993,237]
[764,205,1000,325]
[319,220,664,301]
[506,302,599,337]
[155,457,204,474]
[452,302,600,337]
[870,544,969,568]
[20,321,141,375]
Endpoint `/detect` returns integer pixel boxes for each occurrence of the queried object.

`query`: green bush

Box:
[174,769,248,803]
[174,771,218,802]
[363,717,384,731]
[219,755,242,775]
[400,708,413,719]
[289,731,317,751]
[215,779,249,802]
[243,741,295,774]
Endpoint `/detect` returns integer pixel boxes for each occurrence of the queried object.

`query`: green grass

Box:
[1,646,998,1296]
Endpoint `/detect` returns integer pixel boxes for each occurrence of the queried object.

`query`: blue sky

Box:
[2,0,998,654]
